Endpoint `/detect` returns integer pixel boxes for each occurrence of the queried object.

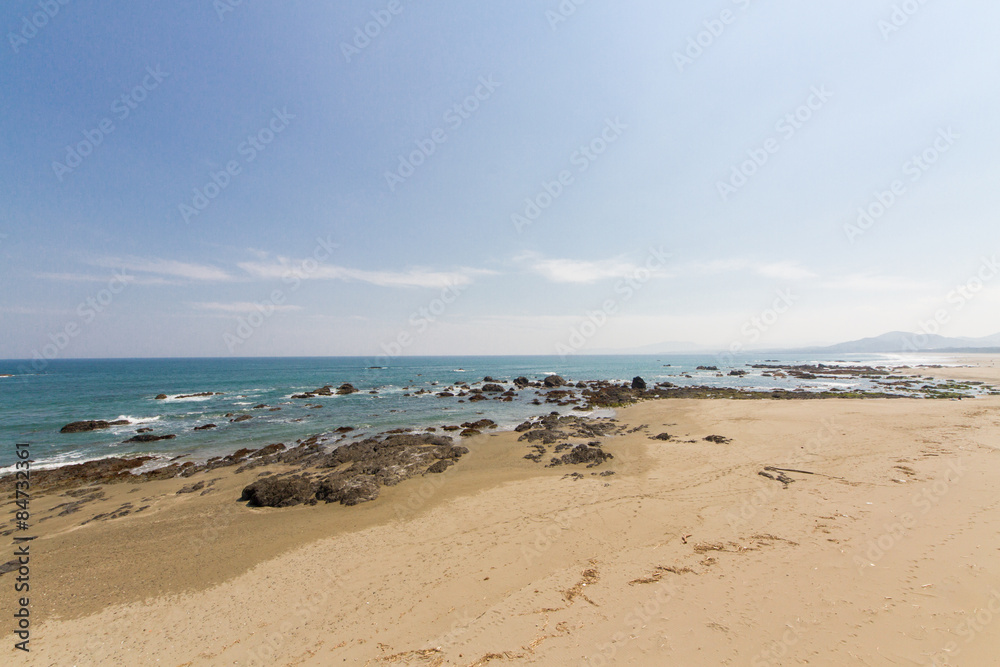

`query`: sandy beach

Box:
[4,355,1000,665]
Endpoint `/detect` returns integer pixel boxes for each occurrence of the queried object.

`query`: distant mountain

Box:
[803,331,1000,354]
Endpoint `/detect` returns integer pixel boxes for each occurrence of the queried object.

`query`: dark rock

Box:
[515,420,533,432]
[483,376,499,383]
[123,434,176,443]
[460,429,481,437]
[315,475,379,506]
[251,443,286,458]
[230,415,253,423]
[481,383,504,393]
[728,370,747,376]
[60,419,129,433]
[252,404,269,409]
[155,394,168,400]
[543,375,566,387]
[336,383,358,395]
[335,426,355,433]
[194,423,217,430]
[136,427,153,434]
[548,444,613,468]
[696,366,718,371]
[461,419,496,430]
[704,435,731,444]
[468,394,487,402]
[241,476,314,508]
[176,481,205,495]
[426,459,454,473]
[513,376,530,387]
[631,376,646,390]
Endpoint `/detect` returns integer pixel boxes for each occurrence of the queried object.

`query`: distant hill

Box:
[801,331,1000,354]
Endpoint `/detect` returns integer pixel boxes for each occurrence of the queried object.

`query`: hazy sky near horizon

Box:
[2,0,999,358]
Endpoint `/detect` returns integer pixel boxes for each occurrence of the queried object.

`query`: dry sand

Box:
[4,355,1000,665]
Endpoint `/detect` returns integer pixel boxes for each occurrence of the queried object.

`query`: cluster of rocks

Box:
[291,383,358,399]
[516,413,624,468]
[240,433,469,508]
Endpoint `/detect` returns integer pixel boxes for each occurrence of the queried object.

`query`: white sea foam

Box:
[115,415,162,425]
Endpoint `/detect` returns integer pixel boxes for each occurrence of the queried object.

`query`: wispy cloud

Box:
[34,271,172,286]
[820,273,936,292]
[190,302,303,313]
[89,257,235,282]
[515,252,670,284]
[238,258,493,289]
[685,259,817,280]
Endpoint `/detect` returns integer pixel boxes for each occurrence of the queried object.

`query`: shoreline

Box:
[3,355,1000,664]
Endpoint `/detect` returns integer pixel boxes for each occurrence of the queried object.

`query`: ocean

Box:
[0,353,956,473]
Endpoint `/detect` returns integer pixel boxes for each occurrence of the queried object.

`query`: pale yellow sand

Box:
[4,356,1000,665]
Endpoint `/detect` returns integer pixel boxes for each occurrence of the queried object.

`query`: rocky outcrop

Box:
[314,475,380,506]
[60,420,129,433]
[547,444,613,468]
[194,423,217,430]
[513,376,530,388]
[241,476,314,508]
[336,383,358,395]
[481,383,504,393]
[543,375,566,387]
[631,376,646,390]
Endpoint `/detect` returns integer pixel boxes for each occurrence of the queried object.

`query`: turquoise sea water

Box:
[0,353,918,472]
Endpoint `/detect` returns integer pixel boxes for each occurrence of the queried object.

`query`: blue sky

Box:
[2,0,999,358]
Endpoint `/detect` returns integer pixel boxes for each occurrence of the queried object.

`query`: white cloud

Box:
[238,258,493,289]
[34,271,171,286]
[89,257,235,282]
[515,251,671,284]
[190,302,303,313]
[821,273,936,292]
[684,259,816,280]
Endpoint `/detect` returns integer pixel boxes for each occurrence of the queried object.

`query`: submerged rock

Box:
[60,419,129,433]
